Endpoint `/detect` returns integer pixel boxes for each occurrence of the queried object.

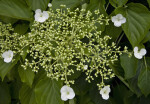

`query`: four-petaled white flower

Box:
[2,50,13,63]
[134,46,146,59]
[60,85,75,101]
[34,9,49,23]
[84,65,88,70]
[111,14,126,27]
[100,85,111,100]
[48,3,52,7]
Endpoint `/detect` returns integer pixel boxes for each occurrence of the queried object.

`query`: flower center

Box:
[66,91,70,95]
[103,90,107,94]
[40,14,43,17]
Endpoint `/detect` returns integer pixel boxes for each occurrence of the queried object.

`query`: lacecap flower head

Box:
[2,50,13,63]
[60,85,75,101]
[34,9,49,23]
[111,14,126,27]
[100,85,111,100]
[134,46,146,59]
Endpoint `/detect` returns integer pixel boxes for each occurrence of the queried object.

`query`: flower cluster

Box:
[0,7,129,94]
[0,22,28,62]
[20,7,128,89]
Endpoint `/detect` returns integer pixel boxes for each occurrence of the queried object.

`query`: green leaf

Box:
[138,67,150,96]
[109,0,128,8]
[18,66,35,87]
[86,0,107,15]
[103,20,122,42]
[52,0,81,10]
[86,0,107,31]
[147,0,150,8]
[0,55,20,80]
[14,23,29,35]
[34,78,63,104]
[19,84,37,104]
[127,60,143,97]
[110,84,132,104]
[0,82,11,104]
[140,31,150,43]
[27,0,50,11]
[21,45,29,61]
[120,54,138,79]
[116,3,150,47]
[0,0,33,21]
[0,15,18,24]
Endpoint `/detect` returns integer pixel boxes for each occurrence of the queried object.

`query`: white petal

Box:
[34,13,41,21]
[48,3,52,7]
[116,14,123,18]
[111,16,117,22]
[2,51,8,58]
[134,52,143,59]
[8,50,13,57]
[140,48,147,56]
[67,91,75,99]
[43,11,49,19]
[4,58,12,63]
[105,86,111,93]
[121,17,126,24]
[114,21,122,27]
[61,93,68,101]
[134,47,138,53]
[60,85,68,93]
[102,94,109,100]
[67,87,75,99]
[38,17,46,23]
[35,9,41,13]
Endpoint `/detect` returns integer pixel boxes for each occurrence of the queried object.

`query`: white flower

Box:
[34,9,49,23]
[2,50,13,63]
[84,65,88,70]
[100,85,111,100]
[111,14,126,27]
[60,85,75,101]
[48,3,52,7]
[134,46,146,59]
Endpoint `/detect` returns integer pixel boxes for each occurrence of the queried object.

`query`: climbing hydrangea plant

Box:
[0,7,129,89]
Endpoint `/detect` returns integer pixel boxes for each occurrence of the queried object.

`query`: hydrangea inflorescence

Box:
[0,22,28,61]
[0,7,129,89]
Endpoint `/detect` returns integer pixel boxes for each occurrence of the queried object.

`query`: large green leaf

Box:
[109,0,128,8]
[52,0,81,10]
[138,66,150,96]
[147,0,150,8]
[0,82,11,104]
[103,20,122,42]
[26,0,50,11]
[86,0,107,15]
[34,78,63,104]
[115,3,150,47]
[120,54,138,79]
[14,23,29,35]
[140,31,150,43]
[127,60,143,97]
[18,66,35,87]
[0,0,32,21]
[19,84,37,104]
[0,15,18,24]
[0,55,20,80]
